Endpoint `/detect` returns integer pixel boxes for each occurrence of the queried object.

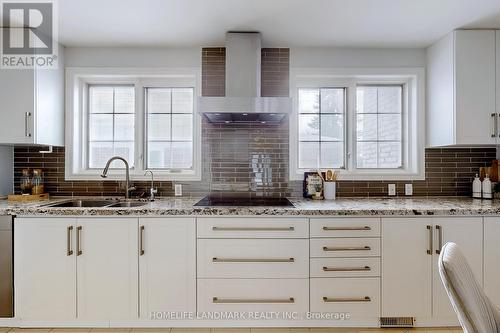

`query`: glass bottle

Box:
[20,169,32,194]
[31,169,45,195]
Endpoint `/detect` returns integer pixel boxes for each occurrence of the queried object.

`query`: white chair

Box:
[438,242,500,333]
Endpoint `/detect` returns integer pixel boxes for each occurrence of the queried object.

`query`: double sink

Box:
[44,199,148,208]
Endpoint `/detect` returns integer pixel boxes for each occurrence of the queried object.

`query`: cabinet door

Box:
[14,218,76,320]
[0,69,35,144]
[77,218,138,320]
[455,30,496,144]
[432,217,483,320]
[381,218,432,317]
[483,218,500,307]
[139,218,196,318]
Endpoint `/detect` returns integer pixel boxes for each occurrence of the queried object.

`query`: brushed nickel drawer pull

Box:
[212,226,295,231]
[25,112,32,137]
[427,225,433,255]
[436,225,443,255]
[76,226,83,256]
[322,246,371,251]
[67,226,74,256]
[322,265,371,272]
[322,226,371,231]
[323,296,371,303]
[212,257,295,263]
[213,297,295,304]
[139,225,145,256]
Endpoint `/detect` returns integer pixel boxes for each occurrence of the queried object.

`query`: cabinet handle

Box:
[25,112,32,137]
[67,226,74,256]
[322,266,371,272]
[323,246,371,251]
[427,225,433,255]
[212,257,294,263]
[212,226,294,231]
[435,225,443,255]
[492,113,497,138]
[323,296,371,303]
[322,226,371,231]
[139,225,145,256]
[213,297,294,304]
[76,226,83,256]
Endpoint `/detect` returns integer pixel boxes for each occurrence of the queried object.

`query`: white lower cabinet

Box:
[484,217,500,307]
[197,278,309,313]
[139,218,196,317]
[310,278,380,318]
[15,218,77,320]
[381,217,483,325]
[76,218,138,320]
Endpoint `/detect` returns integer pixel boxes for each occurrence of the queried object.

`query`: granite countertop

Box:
[1,196,500,217]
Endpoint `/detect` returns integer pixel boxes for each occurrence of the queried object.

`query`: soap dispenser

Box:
[472,174,482,199]
[483,174,493,200]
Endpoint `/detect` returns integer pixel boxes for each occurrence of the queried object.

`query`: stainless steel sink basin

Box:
[107,201,147,208]
[47,200,117,208]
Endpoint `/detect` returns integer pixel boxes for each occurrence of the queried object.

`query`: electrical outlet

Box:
[405,183,413,196]
[174,184,183,196]
[388,184,396,196]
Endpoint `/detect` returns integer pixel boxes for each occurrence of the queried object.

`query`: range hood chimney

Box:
[199,32,291,124]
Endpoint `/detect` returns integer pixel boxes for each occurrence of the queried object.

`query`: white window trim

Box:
[65,67,202,181]
[289,67,425,181]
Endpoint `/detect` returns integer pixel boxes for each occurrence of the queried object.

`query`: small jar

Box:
[20,169,32,194]
[31,169,45,195]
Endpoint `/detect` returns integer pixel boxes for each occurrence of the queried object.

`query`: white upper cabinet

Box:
[427,30,496,146]
[0,33,64,146]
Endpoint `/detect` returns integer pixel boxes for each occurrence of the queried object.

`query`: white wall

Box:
[64,46,426,68]
[291,47,426,68]
[0,146,13,196]
[64,47,201,67]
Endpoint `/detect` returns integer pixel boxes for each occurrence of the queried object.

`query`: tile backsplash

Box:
[11,47,498,198]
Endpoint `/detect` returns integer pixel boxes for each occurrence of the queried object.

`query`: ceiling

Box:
[58,0,500,48]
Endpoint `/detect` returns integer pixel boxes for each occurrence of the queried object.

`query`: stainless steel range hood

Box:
[198,32,291,124]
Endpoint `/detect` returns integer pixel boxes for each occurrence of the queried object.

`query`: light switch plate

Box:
[405,183,413,196]
[388,184,396,196]
[174,184,182,196]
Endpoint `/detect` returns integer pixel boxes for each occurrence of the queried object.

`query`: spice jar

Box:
[20,169,32,194]
[31,169,45,195]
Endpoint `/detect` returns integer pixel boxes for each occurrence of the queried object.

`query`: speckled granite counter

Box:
[1,196,500,217]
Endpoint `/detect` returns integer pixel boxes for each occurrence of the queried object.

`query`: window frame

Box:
[65,67,202,181]
[289,67,425,181]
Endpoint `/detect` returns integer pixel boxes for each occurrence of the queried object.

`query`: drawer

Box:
[197,217,308,238]
[197,239,308,278]
[310,257,380,278]
[311,238,380,257]
[197,278,309,313]
[310,278,380,318]
[310,218,380,238]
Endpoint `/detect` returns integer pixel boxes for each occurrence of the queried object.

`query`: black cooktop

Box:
[194,196,294,207]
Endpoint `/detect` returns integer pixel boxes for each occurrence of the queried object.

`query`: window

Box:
[66,68,201,181]
[290,68,424,180]
[88,86,135,169]
[298,88,345,169]
[146,88,194,169]
[356,85,402,169]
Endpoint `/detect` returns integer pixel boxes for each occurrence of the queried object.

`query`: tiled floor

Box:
[0,328,464,333]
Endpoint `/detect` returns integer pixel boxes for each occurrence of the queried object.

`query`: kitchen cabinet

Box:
[0,32,64,146]
[15,217,138,321]
[77,218,138,320]
[381,217,482,324]
[484,217,500,307]
[427,30,496,146]
[14,218,77,320]
[139,217,196,317]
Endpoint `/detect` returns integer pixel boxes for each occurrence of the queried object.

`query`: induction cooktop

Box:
[194,196,294,207]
